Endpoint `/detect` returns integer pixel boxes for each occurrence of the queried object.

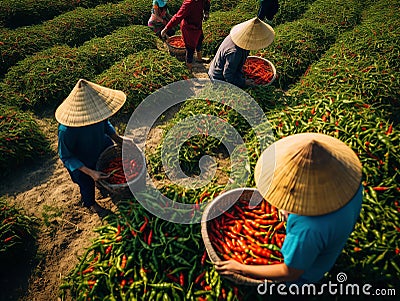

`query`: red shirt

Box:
[165,0,210,49]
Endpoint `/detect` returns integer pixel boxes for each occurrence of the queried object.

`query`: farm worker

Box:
[55,79,127,218]
[208,17,275,88]
[160,0,211,70]
[148,0,175,37]
[215,133,363,285]
[258,0,279,21]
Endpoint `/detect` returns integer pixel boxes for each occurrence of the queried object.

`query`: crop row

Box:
[0,0,121,28]
[0,0,183,76]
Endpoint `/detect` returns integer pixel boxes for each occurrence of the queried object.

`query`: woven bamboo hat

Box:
[254,133,362,216]
[55,79,126,127]
[230,17,275,50]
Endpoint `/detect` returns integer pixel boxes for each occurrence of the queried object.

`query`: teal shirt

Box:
[58,120,116,172]
[281,185,363,283]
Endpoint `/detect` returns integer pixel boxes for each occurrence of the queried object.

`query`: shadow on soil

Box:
[0,240,39,301]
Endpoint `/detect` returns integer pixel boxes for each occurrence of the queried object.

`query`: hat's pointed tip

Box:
[77,78,86,88]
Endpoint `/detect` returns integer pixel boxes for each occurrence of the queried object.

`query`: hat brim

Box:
[254,133,362,216]
[55,79,126,127]
[230,17,275,50]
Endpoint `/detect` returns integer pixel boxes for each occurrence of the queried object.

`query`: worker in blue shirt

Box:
[215,133,363,285]
[55,79,127,218]
[208,17,275,88]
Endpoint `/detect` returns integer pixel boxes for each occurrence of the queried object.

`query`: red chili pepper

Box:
[243,57,274,85]
[105,245,113,254]
[194,271,206,284]
[166,273,180,283]
[201,250,207,266]
[116,224,121,236]
[372,186,389,191]
[147,229,153,246]
[274,221,285,231]
[120,279,126,288]
[168,36,185,48]
[386,124,393,135]
[139,216,149,232]
[81,266,94,275]
[223,211,236,220]
[120,254,127,270]
[3,236,15,243]
[179,271,185,287]
[244,257,270,265]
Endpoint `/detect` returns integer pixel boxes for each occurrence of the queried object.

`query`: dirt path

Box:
[0,62,210,301]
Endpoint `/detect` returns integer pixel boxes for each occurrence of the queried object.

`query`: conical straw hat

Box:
[55,79,126,127]
[230,17,275,50]
[254,133,362,216]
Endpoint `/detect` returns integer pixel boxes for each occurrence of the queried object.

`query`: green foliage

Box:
[78,25,158,74]
[302,0,364,36]
[0,0,121,28]
[290,0,400,115]
[202,9,253,56]
[210,0,239,12]
[272,0,316,25]
[0,105,50,176]
[255,0,368,90]
[0,197,38,257]
[0,0,154,76]
[256,20,336,89]
[94,49,191,113]
[2,25,158,110]
[3,45,94,110]
[263,93,400,287]
[236,0,317,26]
[235,0,258,15]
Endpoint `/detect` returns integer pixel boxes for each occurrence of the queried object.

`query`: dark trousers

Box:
[69,169,96,208]
[186,33,204,63]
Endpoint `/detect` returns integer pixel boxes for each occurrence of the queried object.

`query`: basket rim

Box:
[96,143,146,189]
[166,35,185,50]
[245,55,277,86]
[201,187,265,286]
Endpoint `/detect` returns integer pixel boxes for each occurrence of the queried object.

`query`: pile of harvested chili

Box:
[208,196,285,266]
[243,57,275,85]
[168,36,185,48]
[101,157,143,184]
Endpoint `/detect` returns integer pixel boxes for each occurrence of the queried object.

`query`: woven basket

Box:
[244,56,277,86]
[96,143,145,196]
[201,187,266,286]
[166,35,186,61]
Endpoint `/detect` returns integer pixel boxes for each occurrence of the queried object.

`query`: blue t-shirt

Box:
[58,120,116,172]
[281,185,363,284]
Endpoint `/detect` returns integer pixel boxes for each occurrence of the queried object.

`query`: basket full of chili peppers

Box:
[165,35,186,61]
[201,188,286,285]
[96,142,145,195]
[243,56,276,86]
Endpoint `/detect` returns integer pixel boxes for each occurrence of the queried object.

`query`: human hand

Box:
[90,169,110,182]
[215,260,244,276]
[279,210,290,221]
[160,28,168,39]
